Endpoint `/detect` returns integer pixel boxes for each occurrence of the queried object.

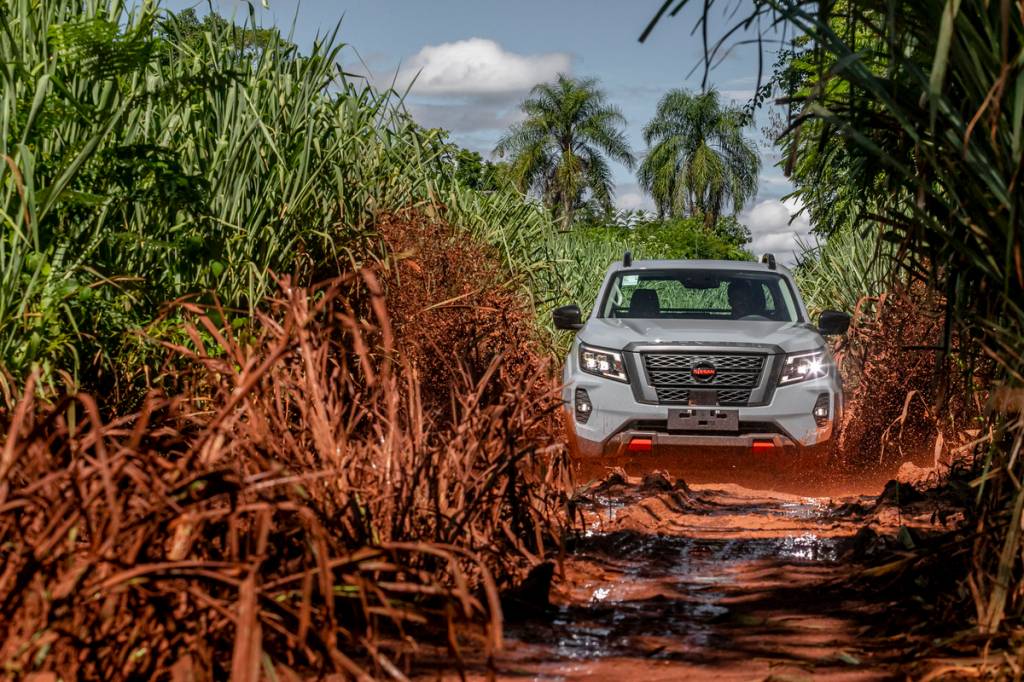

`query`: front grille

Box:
[648,369,755,387]
[653,387,753,405]
[643,352,766,405]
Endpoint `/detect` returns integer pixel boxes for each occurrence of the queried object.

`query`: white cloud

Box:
[387,39,572,139]
[616,190,655,212]
[397,38,571,96]
[739,198,815,265]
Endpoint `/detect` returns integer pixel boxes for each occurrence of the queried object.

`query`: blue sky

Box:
[166,0,812,260]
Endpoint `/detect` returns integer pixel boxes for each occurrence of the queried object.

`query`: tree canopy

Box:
[494,75,636,231]
[638,88,759,228]
[158,9,295,57]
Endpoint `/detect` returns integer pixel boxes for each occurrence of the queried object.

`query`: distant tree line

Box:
[490,74,760,246]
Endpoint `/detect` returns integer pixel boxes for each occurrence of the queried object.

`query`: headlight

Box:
[578,343,628,382]
[779,350,828,385]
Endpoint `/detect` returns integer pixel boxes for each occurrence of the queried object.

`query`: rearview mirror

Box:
[553,304,583,331]
[679,274,721,290]
[818,310,851,336]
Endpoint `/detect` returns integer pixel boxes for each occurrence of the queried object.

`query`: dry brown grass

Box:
[835,283,989,469]
[0,215,570,679]
[378,212,553,432]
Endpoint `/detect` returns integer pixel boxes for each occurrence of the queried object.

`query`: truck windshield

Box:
[599,270,802,322]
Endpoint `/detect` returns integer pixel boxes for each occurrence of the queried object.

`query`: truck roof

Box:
[607,258,794,275]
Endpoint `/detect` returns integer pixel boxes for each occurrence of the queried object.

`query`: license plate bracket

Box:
[668,407,739,432]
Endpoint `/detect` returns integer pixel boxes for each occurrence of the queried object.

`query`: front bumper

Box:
[564,353,842,457]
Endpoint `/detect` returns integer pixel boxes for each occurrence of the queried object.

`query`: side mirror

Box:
[818,310,851,336]
[553,304,583,331]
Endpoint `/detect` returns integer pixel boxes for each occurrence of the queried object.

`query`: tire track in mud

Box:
[491,471,937,681]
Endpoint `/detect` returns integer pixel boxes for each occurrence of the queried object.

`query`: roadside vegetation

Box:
[0,0,579,675]
[1,0,436,399]
[794,225,894,319]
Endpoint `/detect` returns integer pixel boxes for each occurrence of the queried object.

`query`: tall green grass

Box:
[444,187,640,317]
[795,226,897,318]
[0,0,758,401]
[0,0,457,398]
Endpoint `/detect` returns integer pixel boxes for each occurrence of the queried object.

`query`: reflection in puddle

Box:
[584,495,631,535]
[509,490,849,666]
[778,500,827,519]
[777,532,840,561]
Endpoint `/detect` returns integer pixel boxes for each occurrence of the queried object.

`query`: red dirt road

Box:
[482,454,951,681]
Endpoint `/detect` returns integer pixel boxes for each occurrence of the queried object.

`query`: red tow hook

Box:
[627,437,653,453]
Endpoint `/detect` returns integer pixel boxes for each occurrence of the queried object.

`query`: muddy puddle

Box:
[478,458,952,681]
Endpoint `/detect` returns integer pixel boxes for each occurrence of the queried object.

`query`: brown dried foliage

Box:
[0,217,569,679]
[377,213,554,436]
[836,283,988,468]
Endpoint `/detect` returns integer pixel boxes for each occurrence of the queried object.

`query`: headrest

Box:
[628,289,660,317]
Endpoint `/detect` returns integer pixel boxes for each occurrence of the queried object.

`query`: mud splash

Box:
[485,468,950,681]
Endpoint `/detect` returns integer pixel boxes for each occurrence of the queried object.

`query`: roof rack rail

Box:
[760,253,776,270]
[623,251,632,267]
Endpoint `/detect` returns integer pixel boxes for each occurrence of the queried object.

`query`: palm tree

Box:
[494,75,635,231]
[638,89,759,228]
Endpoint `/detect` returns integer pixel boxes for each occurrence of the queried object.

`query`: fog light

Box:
[812,393,830,427]
[752,439,776,452]
[574,388,592,424]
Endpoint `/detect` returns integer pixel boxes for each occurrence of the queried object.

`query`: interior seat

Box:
[627,289,661,317]
[727,281,767,318]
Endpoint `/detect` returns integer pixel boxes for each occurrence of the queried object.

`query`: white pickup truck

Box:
[553,254,850,459]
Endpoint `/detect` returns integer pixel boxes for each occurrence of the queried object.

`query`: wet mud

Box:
[485,453,953,681]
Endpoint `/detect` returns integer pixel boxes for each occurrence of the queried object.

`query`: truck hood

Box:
[578,318,824,354]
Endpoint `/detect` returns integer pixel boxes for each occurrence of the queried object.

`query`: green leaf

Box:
[928,0,963,105]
